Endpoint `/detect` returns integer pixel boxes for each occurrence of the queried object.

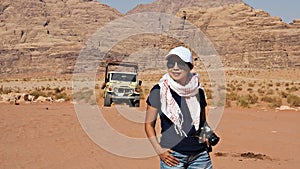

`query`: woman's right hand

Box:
[158,149,179,167]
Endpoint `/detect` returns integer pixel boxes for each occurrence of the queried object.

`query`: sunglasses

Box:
[167,60,188,69]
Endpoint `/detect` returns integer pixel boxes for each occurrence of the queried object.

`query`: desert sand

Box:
[1,100,299,169]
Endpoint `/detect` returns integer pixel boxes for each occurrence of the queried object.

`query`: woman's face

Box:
[167,55,190,85]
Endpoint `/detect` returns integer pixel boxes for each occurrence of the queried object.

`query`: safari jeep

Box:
[102,62,142,107]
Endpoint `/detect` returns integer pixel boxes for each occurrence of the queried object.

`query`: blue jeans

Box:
[160,151,212,169]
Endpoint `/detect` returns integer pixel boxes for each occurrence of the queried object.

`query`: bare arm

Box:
[145,105,163,154]
[145,105,179,166]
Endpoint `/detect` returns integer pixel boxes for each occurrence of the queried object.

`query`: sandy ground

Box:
[1,101,300,169]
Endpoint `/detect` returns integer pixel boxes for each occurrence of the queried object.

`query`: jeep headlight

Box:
[129,89,134,94]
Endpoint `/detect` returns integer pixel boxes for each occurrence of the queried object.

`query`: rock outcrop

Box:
[127,0,243,14]
[0,0,299,76]
[0,0,122,75]
[176,3,300,68]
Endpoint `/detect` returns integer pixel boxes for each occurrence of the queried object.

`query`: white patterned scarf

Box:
[158,73,203,137]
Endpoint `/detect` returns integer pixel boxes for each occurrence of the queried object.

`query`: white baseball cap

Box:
[165,46,193,64]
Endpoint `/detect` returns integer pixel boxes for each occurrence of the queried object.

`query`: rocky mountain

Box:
[0,0,122,75]
[112,2,300,70]
[0,0,299,76]
[127,0,243,14]
[176,3,300,68]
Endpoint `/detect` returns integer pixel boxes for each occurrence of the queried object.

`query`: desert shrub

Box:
[30,90,48,98]
[40,86,45,90]
[266,89,274,95]
[1,87,12,94]
[269,97,282,108]
[237,86,243,91]
[236,96,249,108]
[289,86,298,92]
[247,88,253,93]
[47,91,54,97]
[55,92,70,101]
[54,87,65,94]
[261,96,282,107]
[287,94,300,107]
[227,92,238,101]
[261,96,274,103]
[248,82,255,87]
[236,94,258,108]
[227,83,236,92]
[257,88,265,95]
[247,94,258,104]
[275,82,281,87]
[279,91,288,98]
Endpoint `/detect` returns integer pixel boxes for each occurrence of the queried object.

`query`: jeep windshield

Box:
[110,73,136,82]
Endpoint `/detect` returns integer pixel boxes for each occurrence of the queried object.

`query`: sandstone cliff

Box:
[1,0,299,76]
[127,0,243,14]
[176,3,300,68]
[0,0,122,75]
[111,2,300,70]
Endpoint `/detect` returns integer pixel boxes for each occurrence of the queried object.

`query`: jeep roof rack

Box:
[104,62,139,83]
[105,62,138,73]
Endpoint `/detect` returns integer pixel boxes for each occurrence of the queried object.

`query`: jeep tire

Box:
[104,93,112,107]
[134,100,140,107]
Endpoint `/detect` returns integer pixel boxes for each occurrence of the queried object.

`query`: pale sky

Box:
[99,0,300,23]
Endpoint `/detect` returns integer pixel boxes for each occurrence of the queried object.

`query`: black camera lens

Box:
[207,132,220,146]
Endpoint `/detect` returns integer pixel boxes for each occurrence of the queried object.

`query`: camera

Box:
[206,131,220,146]
[194,124,220,149]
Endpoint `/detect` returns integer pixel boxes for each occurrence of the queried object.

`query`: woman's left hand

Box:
[159,149,179,166]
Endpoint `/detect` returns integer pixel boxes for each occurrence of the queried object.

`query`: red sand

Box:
[0,102,299,169]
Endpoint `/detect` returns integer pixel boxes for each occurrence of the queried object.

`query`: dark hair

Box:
[187,62,193,70]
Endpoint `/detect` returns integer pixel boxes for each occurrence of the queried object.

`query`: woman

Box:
[145,46,213,169]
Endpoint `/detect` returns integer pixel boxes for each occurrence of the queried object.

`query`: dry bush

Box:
[287,94,300,107]
[0,86,12,94]
[236,96,249,108]
[30,90,48,98]
[247,88,253,93]
[275,82,281,87]
[285,82,289,87]
[261,96,282,108]
[279,91,288,98]
[55,92,70,101]
[227,92,238,101]
[236,94,258,108]
[289,86,298,92]
[227,83,236,92]
[257,88,265,96]
[248,82,255,87]
[266,89,274,95]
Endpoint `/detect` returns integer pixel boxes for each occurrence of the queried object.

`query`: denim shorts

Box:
[160,151,212,169]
